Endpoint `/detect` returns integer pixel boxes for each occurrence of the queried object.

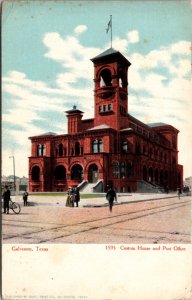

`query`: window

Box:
[127,163,133,177]
[108,104,112,111]
[99,105,102,112]
[92,140,98,153]
[121,162,126,178]
[103,105,107,112]
[58,144,63,156]
[37,145,41,156]
[113,161,119,178]
[42,145,46,156]
[32,166,40,181]
[75,142,81,155]
[92,140,103,153]
[100,68,112,87]
[98,139,103,152]
[37,144,46,156]
[122,141,128,153]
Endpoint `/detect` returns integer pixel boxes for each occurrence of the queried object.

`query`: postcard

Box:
[2,1,192,299]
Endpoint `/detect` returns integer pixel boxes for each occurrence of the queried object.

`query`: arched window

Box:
[42,144,46,156]
[98,140,103,152]
[121,162,126,178]
[100,69,112,87]
[92,140,103,153]
[32,166,40,181]
[54,165,66,180]
[75,142,81,155]
[64,148,67,156]
[113,161,119,179]
[127,163,133,177]
[37,144,42,156]
[71,164,83,180]
[58,144,63,157]
[122,141,128,153]
[92,140,98,153]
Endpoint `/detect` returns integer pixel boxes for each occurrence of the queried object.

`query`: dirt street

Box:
[2,195,191,244]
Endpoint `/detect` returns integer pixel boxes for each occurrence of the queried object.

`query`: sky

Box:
[2,0,192,179]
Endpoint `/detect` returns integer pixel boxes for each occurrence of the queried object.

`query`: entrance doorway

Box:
[88,164,99,183]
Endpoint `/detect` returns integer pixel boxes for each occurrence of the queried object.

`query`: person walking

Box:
[74,187,80,207]
[106,186,117,212]
[177,187,182,199]
[3,185,11,214]
[23,190,29,206]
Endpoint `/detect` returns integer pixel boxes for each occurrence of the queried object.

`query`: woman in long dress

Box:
[66,188,72,207]
[66,188,75,207]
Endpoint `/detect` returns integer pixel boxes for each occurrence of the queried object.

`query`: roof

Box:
[91,48,119,60]
[120,127,133,132]
[87,124,111,131]
[29,132,57,139]
[65,105,83,114]
[38,132,57,136]
[147,122,170,127]
[91,47,131,66]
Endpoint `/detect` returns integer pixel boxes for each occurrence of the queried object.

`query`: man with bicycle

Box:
[3,185,11,214]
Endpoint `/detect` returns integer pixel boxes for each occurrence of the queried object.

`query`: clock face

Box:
[99,91,114,99]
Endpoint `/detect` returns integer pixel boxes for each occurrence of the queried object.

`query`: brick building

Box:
[28,48,183,193]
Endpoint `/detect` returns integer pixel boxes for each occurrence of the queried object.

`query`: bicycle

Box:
[2,198,21,214]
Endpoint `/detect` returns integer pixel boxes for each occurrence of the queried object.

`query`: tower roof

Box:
[65,105,84,114]
[91,47,131,66]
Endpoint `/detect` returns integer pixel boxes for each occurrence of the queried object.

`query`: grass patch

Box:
[30,193,105,198]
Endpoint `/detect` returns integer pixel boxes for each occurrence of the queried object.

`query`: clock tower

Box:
[91,48,131,130]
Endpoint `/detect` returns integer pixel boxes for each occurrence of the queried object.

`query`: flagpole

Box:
[110,15,112,48]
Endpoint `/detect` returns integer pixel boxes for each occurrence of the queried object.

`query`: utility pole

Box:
[9,156,16,191]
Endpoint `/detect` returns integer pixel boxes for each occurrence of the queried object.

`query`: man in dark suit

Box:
[106,186,117,212]
[3,185,11,214]
[74,187,80,207]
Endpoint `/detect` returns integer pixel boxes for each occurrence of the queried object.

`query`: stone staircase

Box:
[137,180,164,193]
[79,180,103,193]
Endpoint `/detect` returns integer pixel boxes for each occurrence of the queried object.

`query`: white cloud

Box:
[112,37,128,52]
[127,30,140,44]
[74,25,87,35]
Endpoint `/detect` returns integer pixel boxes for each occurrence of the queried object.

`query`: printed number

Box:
[106,245,116,250]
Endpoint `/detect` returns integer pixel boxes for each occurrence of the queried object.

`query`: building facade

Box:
[28,48,183,193]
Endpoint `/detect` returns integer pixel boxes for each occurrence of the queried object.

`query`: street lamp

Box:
[9,156,16,191]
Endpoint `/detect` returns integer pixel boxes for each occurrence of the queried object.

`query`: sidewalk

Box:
[11,192,184,208]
